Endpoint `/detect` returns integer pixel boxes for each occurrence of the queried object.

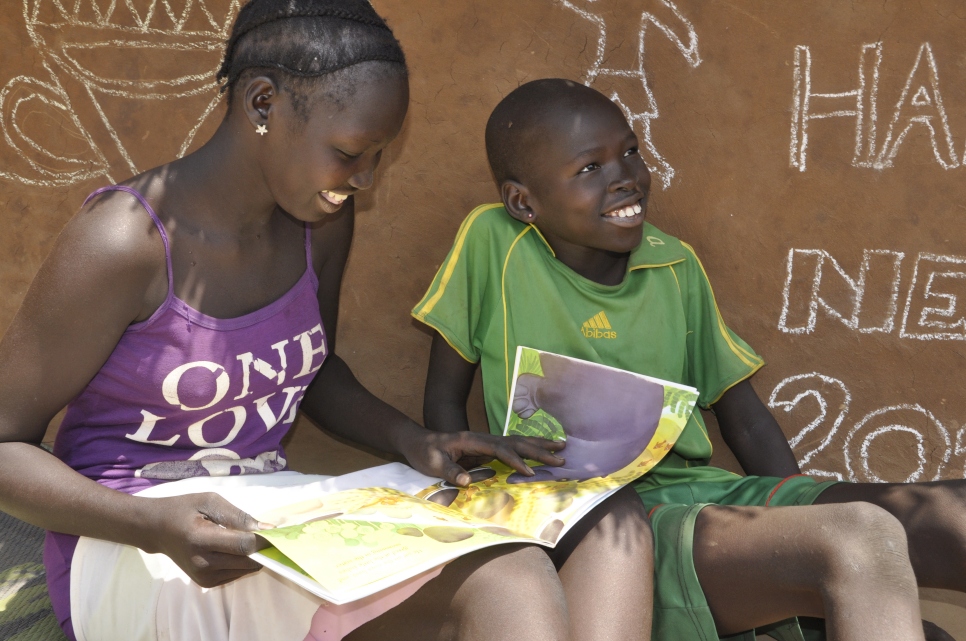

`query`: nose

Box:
[609,163,637,193]
[610,156,650,194]
[348,164,375,191]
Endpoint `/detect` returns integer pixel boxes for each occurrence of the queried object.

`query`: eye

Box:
[578,162,600,174]
[336,148,362,160]
[624,146,640,157]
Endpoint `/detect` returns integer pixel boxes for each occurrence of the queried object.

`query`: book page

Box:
[414,347,699,542]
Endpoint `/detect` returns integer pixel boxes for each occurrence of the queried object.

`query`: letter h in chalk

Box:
[789,43,882,172]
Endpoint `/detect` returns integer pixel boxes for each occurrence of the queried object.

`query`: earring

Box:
[255,124,268,136]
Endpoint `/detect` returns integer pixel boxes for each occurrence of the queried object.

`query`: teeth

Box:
[322,191,347,204]
[604,204,642,218]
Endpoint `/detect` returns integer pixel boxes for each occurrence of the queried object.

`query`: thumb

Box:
[437,458,472,487]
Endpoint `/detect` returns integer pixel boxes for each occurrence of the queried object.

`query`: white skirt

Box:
[70,464,444,641]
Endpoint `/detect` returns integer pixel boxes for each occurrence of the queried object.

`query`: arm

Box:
[711,379,801,477]
[423,332,478,433]
[0,193,264,588]
[298,201,562,484]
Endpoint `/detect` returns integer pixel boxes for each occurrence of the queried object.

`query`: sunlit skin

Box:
[0,66,572,599]
[502,95,650,286]
[425,81,966,641]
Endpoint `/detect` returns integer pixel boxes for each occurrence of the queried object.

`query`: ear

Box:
[502,180,538,224]
[242,76,279,132]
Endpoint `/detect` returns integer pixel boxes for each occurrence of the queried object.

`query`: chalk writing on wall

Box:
[779,248,966,340]
[558,0,700,189]
[790,42,959,171]
[768,373,953,482]
[0,0,238,187]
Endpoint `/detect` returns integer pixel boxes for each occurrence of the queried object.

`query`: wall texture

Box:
[3,0,966,629]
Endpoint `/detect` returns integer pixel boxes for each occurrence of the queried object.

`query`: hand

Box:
[147,492,271,588]
[398,429,566,486]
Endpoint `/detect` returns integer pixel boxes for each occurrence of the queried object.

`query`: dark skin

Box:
[424,88,966,640]
[0,68,567,593]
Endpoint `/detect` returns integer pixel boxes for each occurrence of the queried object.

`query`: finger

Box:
[437,457,472,486]
[487,443,535,477]
[510,437,567,466]
[199,494,270,532]
[194,550,264,573]
[196,565,262,589]
[520,437,567,453]
[195,523,262,557]
[253,534,274,552]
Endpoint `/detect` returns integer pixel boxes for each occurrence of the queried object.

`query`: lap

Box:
[69,465,446,641]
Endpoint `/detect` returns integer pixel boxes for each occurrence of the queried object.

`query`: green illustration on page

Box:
[252,347,699,605]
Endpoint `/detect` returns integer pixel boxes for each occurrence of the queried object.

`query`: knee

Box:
[454,545,568,617]
[596,486,654,549]
[819,502,916,593]
[916,483,966,543]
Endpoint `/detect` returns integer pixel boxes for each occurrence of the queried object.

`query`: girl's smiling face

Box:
[504,98,651,265]
[253,68,410,222]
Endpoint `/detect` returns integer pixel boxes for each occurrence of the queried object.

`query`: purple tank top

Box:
[46,185,327,638]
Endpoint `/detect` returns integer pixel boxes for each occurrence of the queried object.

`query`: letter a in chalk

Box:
[876,43,958,170]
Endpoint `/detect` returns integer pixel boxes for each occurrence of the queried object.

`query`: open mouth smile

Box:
[601,199,645,226]
[320,191,349,206]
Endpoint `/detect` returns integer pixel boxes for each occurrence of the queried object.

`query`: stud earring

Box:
[255,124,268,136]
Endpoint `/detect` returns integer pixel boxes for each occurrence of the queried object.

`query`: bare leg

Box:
[693,502,924,641]
[346,544,572,641]
[547,485,653,641]
[815,481,966,591]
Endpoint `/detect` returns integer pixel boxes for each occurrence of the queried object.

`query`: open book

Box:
[251,346,699,604]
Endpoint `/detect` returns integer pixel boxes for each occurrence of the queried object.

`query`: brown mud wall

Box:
[3,0,966,630]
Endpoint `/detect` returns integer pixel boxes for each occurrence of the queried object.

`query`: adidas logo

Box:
[581,312,617,339]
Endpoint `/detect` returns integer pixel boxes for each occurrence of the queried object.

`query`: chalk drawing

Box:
[768,373,850,480]
[0,0,239,186]
[778,248,905,335]
[790,42,959,171]
[790,43,881,172]
[558,0,700,189]
[779,248,966,341]
[875,43,959,170]
[768,374,951,482]
[899,253,966,340]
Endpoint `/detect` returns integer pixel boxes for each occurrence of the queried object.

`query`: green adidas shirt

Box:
[413,204,763,483]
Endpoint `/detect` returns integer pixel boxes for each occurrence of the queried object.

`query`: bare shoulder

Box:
[39,181,168,322]
[62,186,165,271]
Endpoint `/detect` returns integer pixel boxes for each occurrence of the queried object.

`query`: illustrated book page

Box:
[251,346,698,604]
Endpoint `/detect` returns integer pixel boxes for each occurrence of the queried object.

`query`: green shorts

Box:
[635,469,840,641]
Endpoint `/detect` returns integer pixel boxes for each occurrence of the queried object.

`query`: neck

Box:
[162,115,279,235]
[542,231,630,286]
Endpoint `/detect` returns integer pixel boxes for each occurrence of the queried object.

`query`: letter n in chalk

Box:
[779,249,904,334]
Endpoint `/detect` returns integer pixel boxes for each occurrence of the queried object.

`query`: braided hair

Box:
[218,0,407,117]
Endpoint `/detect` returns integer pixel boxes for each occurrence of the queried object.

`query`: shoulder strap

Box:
[83,185,174,298]
[303,223,319,288]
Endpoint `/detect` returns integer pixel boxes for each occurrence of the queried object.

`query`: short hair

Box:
[485,78,615,185]
[217,0,408,117]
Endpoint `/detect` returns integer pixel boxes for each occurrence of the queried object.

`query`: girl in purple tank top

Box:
[0,2,653,640]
